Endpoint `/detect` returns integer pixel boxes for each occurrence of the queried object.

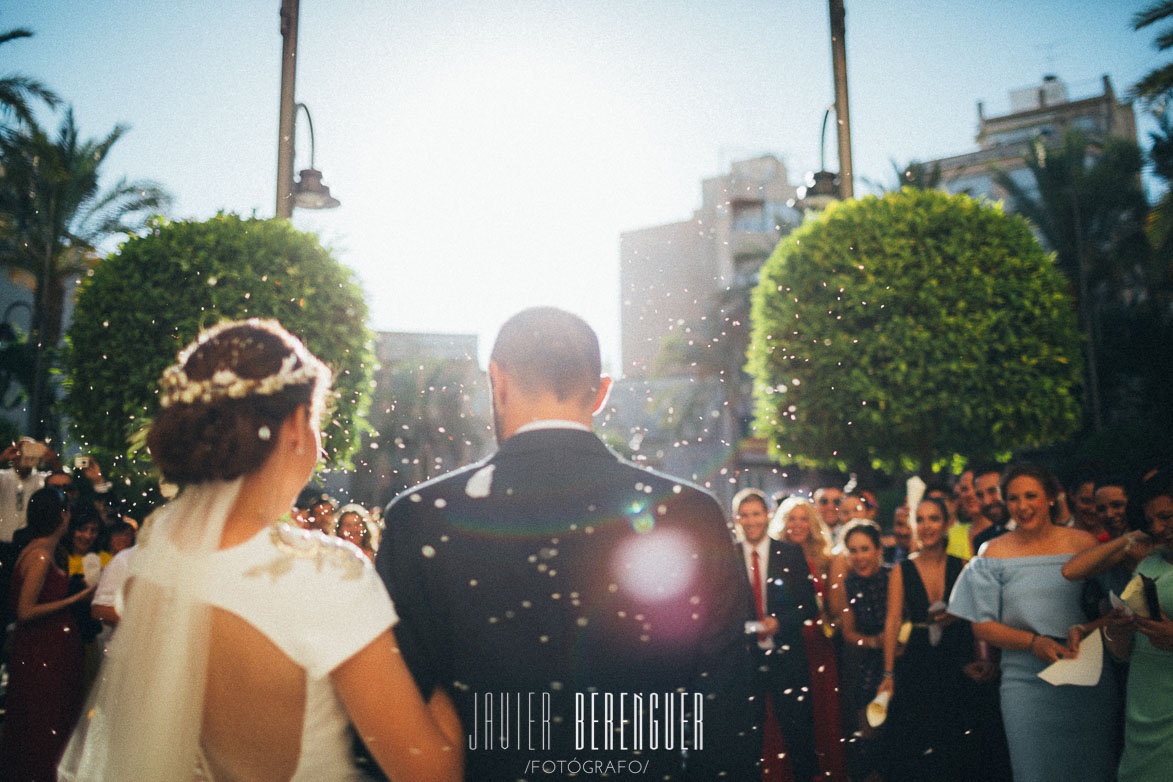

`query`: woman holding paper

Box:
[1107,468,1173,782]
[948,463,1116,782]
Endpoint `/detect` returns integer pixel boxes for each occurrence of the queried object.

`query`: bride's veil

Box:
[59,478,242,781]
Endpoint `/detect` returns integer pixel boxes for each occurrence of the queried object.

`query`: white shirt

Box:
[0,468,47,543]
[93,546,135,652]
[513,419,592,435]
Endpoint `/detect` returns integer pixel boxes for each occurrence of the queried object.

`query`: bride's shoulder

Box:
[244,522,369,583]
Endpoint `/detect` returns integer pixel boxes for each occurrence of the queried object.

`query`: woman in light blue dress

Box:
[948,463,1117,782]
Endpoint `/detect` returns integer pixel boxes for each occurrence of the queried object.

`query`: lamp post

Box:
[275,0,340,218]
[276,0,298,219]
[828,0,853,200]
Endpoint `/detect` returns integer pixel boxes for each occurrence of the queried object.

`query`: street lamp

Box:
[796,107,840,213]
[0,300,31,343]
[292,103,340,210]
[275,0,340,218]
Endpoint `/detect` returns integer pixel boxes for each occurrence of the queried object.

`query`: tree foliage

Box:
[1133,1,1173,102]
[0,110,170,438]
[0,27,58,128]
[993,131,1152,430]
[65,214,374,481]
[747,189,1084,474]
[993,132,1151,302]
[865,158,943,194]
[0,110,171,349]
[352,356,490,507]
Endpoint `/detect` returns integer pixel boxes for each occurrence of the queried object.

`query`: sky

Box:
[5,0,1164,371]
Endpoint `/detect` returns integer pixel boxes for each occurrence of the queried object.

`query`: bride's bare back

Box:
[203,608,306,782]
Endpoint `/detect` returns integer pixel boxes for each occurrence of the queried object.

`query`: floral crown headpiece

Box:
[158,319,328,408]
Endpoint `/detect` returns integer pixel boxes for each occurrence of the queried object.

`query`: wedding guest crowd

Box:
[733,457,1169,782]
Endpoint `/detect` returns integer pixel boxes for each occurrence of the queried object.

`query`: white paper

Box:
[1037,628,1103,687]
[906,475,926,524]
[927,600,948,647]
[1109,590,1134,617]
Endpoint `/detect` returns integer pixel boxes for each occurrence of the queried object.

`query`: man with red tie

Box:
[734,489,820,782]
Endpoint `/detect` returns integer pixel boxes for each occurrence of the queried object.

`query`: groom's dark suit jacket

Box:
[377,428,757,781]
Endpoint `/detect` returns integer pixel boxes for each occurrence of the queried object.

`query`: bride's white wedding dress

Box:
[59,482,397,781]
[196,522,397,780]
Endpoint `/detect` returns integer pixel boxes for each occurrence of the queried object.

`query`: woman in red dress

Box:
[774,496,849,782]
[0,487,95,781]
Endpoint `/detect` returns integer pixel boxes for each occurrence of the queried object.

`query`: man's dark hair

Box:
[970,461,1003,484]
[1066,464,1101,497]
[490,307,601,402]
[732,487,770,515]
[924,479,952,497]
[1135,466,1173,533]
[1094,475,1128,494]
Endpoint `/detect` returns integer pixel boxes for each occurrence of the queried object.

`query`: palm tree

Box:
[865,158,943,193]
[993,131,1151,431]
[1133,1,1173,102]
[1145,107,1173,264]
[0,27,58,127]
[0,109,170,437]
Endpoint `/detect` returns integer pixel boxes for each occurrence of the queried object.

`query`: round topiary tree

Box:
[747,188,1083,475]
[65,214,374,486]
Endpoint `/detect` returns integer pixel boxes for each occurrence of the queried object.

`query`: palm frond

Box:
[0,74,59,125]
[0,28,32,46]
[1133,0,1173,30]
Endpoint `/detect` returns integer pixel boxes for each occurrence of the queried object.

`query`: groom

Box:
[377,307,756,781]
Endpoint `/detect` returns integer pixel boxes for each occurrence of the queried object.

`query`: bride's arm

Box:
[333,628,464,782]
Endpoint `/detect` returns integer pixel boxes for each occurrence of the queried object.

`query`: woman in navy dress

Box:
[839,519,889,781]
[878,497,984,781]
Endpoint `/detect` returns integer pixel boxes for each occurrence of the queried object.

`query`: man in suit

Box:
[733,488,819,782]
[377,307,756,781]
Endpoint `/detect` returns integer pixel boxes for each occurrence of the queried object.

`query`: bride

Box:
[60,319,463,781]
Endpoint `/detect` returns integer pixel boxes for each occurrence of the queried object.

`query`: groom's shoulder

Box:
[613,456,724,507]
[384,460,486,516]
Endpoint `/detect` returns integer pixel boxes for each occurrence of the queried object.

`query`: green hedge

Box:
[65,214,374,487]
[747,189,1083,474]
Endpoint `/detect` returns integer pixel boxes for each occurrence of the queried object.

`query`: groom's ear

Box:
[591,376,613,416]
[489,361,509,406]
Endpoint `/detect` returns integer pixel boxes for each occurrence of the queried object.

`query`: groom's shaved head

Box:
[490,307,601,402]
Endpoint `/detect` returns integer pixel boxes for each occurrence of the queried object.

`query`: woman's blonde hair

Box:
[773,495,833,574]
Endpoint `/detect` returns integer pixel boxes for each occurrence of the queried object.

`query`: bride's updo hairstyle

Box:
[147,319,330,484]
